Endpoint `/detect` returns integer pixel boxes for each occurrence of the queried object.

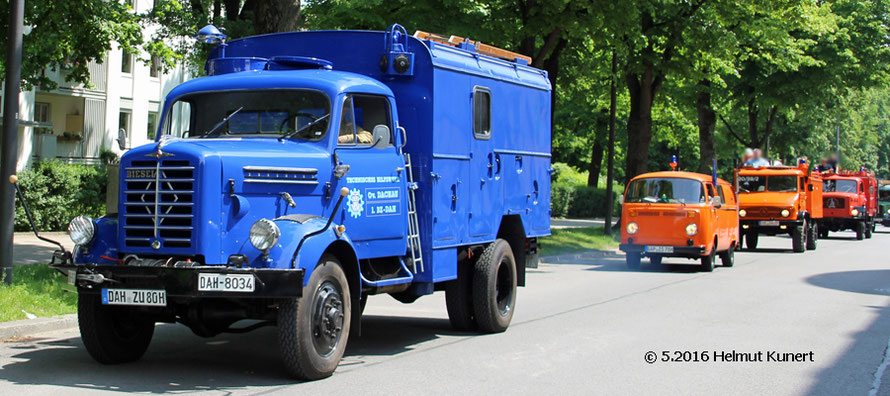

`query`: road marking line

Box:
[868,336,890,396]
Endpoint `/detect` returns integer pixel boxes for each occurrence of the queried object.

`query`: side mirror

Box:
[371,125,391,149]
[116,128,127,150]
[808,184,815,192]
[710,196,723,207]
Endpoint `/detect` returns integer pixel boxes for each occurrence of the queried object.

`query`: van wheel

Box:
[806,223,818,250]
[745,233,758,250]
[279,255,351,380]
[626,252,641,269]
[700,245,716,272]
[649,255,662,266]
[792,224,806,253]
[472,239,517,333]
[78,293,155,364]
[445,260,476,331]
[719,245,735,267]
[856,222,866,240]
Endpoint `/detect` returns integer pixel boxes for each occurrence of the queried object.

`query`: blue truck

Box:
[48,24,551,379]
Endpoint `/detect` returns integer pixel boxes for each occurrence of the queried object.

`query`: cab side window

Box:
[338,95,392,146]
[716,185,727,205]
[473,86,491,140]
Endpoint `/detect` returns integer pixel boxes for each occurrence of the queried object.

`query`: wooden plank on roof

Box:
[413,30,533,64]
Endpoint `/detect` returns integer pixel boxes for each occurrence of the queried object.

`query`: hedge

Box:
[14,161,108,232]
[551,183,619,218]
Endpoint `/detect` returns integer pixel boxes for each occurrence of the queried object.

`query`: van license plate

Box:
[645,246,674,253]
[759,220,780,226]
[198,273,255,292]
[102,289,166,306]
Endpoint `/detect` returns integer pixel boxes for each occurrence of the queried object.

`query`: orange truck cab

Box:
[619,171,739,272]
[818,169,879,240]
[735,160,822,253]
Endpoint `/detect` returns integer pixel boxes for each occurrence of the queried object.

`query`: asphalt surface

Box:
[1,229,890,395]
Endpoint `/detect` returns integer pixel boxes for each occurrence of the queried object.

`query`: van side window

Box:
[716,185,726,204]
[706,184,716,197]
[473,87,491,139]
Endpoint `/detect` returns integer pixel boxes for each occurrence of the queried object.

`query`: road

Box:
[1,229,889,395]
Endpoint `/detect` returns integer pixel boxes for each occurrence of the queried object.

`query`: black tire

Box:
[649,255,662,266]
[719,244,735,267]
[806,223,818,250]
[856,222,866,240]
[626,252,641,270]
[77,293,155,364]
[819,228,829,239]
[700,244,716,272]
[745,233,759,250]
[792,224,805,253]
[279,255,351,380]
[865,220,873,239]
[472,239,518,333]
[445,260,477,331]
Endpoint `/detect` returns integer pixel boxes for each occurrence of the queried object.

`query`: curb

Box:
[541,249,622,264]
[0,314,77,340]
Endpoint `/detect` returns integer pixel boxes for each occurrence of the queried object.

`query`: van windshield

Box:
[824,179,858,193]
[625,178,705,204]
[163,89,330,140]
[738,175,798,193]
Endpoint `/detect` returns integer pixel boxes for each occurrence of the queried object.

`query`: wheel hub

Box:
[311,282,344,356]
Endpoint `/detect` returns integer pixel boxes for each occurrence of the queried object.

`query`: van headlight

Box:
[739,209,747,218]
[685,223,698,236]
[68,216,96,246]
[851,208,860,216]
[781,209,790,218]
[626,222,639,235]
[249,219,280,251]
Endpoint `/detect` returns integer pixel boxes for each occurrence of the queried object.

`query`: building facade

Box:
[0,0,190,170]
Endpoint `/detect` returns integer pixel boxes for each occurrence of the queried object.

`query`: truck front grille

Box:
[122,159,195,249]
[743,206,783,218]
[824,197,845,210]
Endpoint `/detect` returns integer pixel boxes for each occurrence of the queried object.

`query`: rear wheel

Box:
[792,223,806,253]
[472,239,517,333]
[719,244,735,267]
[819,228,829,239]
[806,223,818,250]
[78,293,155,364]
[626,252,641,270]
[279,255,351,380]
[745,233,759,250]
[856,222,866,240]
[865,220,873,239]
[700,244,716,272]
[445,259,477,331]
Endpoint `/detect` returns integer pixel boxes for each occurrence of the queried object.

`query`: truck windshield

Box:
[824,179,858,193]
[163,90,330,140]
[738,175,798,192]
[625,178,705,204]
[881,186,890,201]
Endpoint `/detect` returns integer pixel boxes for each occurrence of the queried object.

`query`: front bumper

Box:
[619,243,706,258]
[740,219,802,235]
[52,264,304,299]
[819,216,865,231]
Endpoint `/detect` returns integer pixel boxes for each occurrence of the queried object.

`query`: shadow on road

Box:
[0,313,465,392]
[569,255,712,274]
[742,248,796,254]
[805,270,890,395]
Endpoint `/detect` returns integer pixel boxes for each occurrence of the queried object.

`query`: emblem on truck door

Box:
[347,188,364,218]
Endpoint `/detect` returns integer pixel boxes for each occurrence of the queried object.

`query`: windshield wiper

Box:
[279,114,330,142]
[201,106,244,138]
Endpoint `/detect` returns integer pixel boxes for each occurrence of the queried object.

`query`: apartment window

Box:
[121,51,133,74]
[34,102,50,134]
[147,111,158,140]
[473,86,491,139]
[119,110,131,147]
[150,55,160,78]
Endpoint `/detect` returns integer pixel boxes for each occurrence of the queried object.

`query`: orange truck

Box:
[735,160,822,252]
[818,169,879,240]
[619,171,739,272]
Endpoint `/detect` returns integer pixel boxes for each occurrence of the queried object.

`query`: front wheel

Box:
[473,239,518,333]
[279,255,351,380]
[700,244,716,272]
[78,293,155,364]
[856,222,866,240]
[626,252,641,270]
[719,244,735,267]
[745,233,759,250]
[865,220,873,239]
[806,223,818,250]
[792,223,806,253]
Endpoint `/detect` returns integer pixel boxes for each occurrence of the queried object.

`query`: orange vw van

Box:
[619,171,740,272]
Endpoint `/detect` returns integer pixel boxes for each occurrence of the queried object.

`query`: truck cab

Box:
[880,182,890,227]
[819,169,878,239]
[619,171,739,272]
[51,25,552,380]
[736,161,822,252]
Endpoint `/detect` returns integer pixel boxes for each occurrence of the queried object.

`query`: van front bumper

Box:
[619,243,706,258]
[51,264,304,299]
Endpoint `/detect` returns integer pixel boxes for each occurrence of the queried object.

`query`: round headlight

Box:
[626,222,639,235]
[249,219,280,251]
[851,208,860,216]
[685,223,699,236]
[739,209,747,218]
[781,209,790,218]
[68,216,96,246]
[886,209,889,215]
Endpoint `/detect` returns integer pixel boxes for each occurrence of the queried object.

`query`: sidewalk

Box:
[550,217,605,229]
[13,232,73,266]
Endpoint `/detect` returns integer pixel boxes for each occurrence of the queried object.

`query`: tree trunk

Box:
[605,51,618,235]
[253,0,301,34]
[747,94,759,148]
[587,140,605,188]
[224,0,239,21]
[697,80,716,174]
[541,38,567,152]
[624,70,658,182]
[213,0,221,23]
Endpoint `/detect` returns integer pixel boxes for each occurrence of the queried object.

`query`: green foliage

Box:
[0,265,77,322]
[14,162,107,232]
[538,227,619,257]
[551,183,619,219]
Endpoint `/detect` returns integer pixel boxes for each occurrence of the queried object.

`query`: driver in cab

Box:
[338,122,373,144]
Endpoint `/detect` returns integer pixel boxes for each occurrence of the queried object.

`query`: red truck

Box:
[818,169,879,240]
